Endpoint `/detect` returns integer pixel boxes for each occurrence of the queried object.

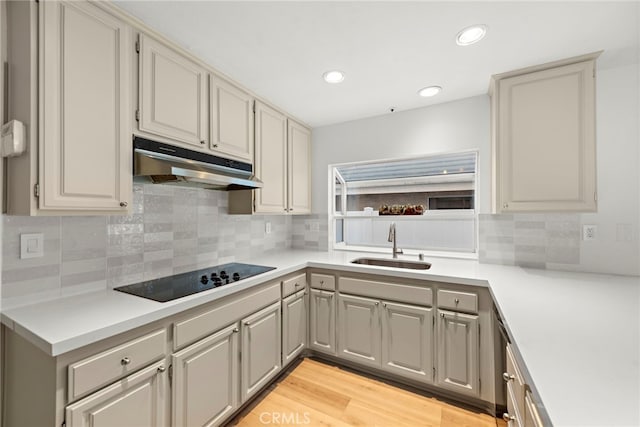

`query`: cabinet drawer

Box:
[340,277,432,306]
[68,329,166,401]
[310,273,335,291]
[173,281,280,350]
[505,344,526,421]
[282,272,307,297]
[437,289,478,313]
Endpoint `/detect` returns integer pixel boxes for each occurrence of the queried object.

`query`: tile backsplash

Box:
[479,213,581,269]
[1,184,298,308]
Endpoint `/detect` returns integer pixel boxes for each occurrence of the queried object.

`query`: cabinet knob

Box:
[121,357,131,366]
[157,365,166,373]
[503,203,509,209]
[319,280,324,285]
[200,140,206,145]
[502,413,515,422]
[440,313,445,318]
[119,202,128,208]
[382,302,387,307]
[374,302,379,306]
[295,282,300,287]
[502,372,515,382]
[454,298,460,304]
[213,143,218,148]
[233,327,239,333]
[244,321,251,326]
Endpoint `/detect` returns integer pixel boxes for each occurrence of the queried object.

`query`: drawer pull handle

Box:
[503,413,515,422]
[382,302,386,307]
[503,372,515,382]
[233,327,239,333]
[320,280,324,285]
[454,298,460,304]
[295,282,300,287]
[119,202,128,208]
[121,357,131,366]
[157,365,166,373]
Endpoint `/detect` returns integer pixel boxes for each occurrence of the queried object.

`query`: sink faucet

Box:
[388,222,403,259]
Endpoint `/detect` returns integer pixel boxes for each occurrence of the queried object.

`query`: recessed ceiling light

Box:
[456,25,487,46]
[418,86,442,97]
[323,70,345,84]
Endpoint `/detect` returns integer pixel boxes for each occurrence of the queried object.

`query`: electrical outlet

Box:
[265,222,272,234]
[583,225,597,241]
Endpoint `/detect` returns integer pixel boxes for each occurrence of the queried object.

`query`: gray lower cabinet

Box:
[241,301,282,402]
[282,289,307,365]
[337,294,381,368]
[381,301,433,383]
[66,361,167,427]
[309,288,336,354]
[436,309,480,397]
[171,323,239,427]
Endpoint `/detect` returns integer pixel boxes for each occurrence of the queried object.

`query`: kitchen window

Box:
[330,151,478,256]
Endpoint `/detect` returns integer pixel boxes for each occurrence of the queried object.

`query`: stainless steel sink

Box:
[351,257,431,270]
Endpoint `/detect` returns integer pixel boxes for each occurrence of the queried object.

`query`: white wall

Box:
[312,62,640,276]
[312,95,491,214]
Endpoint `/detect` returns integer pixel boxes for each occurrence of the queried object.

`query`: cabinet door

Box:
[66,361,167,427]
[381,301,433,383]
[436,310,479,397]
[495,59,596,212]
[287,119,311,214]
[254,101,287,213]
[172,324,239,427]
[139,33,208,148]
[338,294,381,368]
[282,289,307,365]
[39,0,131,211]
[241,301,281,402]
[309,289,336,354]
[210,75,254,162]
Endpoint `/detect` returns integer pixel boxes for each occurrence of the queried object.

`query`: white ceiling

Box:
[114,1,639,127]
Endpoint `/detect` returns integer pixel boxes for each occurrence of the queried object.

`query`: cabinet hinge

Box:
[593,68,596,78]
[34,183,40,198]
[479,377,482,392]
[61,422,66,427]
[135,109,140,122]
[168,364,173,385]
[135,40,140,54]
[432,367,436,379]
[594,192,597,202]
[252,101,256,114]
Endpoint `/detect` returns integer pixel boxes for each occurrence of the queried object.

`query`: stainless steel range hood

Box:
[133,137,262,190]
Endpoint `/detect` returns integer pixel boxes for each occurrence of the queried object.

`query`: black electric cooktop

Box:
[114,263,276,302]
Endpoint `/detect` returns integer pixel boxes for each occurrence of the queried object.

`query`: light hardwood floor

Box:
[229,358,505,427]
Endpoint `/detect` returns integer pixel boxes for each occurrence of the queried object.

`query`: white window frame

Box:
[329,150,479,259]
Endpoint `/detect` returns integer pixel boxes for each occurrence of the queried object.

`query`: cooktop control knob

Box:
[220,271,228,279]
[210,272,218,280]
[232,272,240,281]
[200,275,209,284]
[212,277,222,287]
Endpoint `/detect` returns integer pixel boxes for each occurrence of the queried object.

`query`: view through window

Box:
[331,151,477,254]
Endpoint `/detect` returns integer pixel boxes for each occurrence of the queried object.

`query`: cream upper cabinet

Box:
[39,0,132,212]
[491,53,599,213]
[254,101,288,213]
[138,33,208,148]
[210,75,254,162]
[287,119,312,214]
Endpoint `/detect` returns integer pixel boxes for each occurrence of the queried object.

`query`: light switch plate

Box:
[20,233,44,259]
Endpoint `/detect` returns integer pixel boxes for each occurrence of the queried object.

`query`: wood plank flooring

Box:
[229,358,506,427]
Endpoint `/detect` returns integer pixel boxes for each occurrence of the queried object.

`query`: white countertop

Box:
[2,249,639,426]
